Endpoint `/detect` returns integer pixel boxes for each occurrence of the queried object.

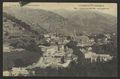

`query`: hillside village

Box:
[3,10,117,76]
[3,31,116,76]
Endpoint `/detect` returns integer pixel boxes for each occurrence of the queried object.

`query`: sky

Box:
[3,2,117,17]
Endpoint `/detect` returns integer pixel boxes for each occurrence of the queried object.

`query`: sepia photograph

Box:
[3,2,117,77]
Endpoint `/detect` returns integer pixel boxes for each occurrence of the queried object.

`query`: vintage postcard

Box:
[3,2,117,77]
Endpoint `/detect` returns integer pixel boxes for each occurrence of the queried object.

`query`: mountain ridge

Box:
[3,7,117,35]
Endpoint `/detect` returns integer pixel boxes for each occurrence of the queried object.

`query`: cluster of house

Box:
[28,33,113,69]
[73,33,113,63]
[33,33,114,67]
[29,42,76,68]
[3,33,115,76]
[3,67,35,76]
[3,43,25,53]
[80,46,113,63]
[23,34,78,69]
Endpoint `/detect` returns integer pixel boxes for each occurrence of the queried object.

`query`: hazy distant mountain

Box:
[53,10,117,34]
[3,7,117,35]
